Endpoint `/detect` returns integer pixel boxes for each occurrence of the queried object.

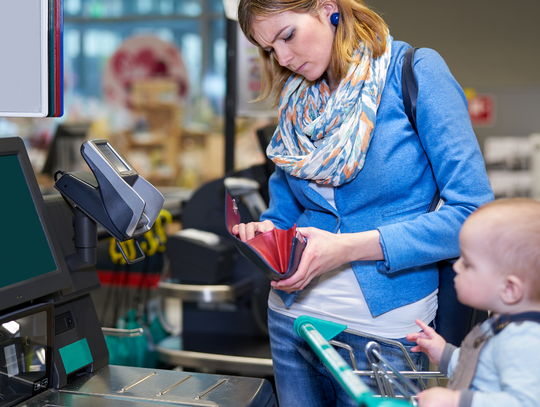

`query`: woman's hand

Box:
[231,220,275,242]
[271,227,383,293]
[416,388,461,407]
[406,319,446,366]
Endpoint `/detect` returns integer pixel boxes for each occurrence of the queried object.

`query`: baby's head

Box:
[453,198,540,313]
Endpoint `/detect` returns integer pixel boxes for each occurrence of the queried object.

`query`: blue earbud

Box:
[330,12,339,26]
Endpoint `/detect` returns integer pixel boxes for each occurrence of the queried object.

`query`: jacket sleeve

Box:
[259,167,304,230]
[377,48,494,272]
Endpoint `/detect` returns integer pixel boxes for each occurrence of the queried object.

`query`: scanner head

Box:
[55,139,164,242]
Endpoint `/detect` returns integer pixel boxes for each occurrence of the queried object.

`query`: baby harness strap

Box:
[491,311,540,334]
[446,312,540,390]
[446,323,486,391]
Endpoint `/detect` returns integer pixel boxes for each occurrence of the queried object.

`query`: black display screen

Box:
[0,155,57,288]
[0,137,71,311]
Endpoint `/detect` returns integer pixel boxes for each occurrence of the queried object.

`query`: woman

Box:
[233,0,494,405]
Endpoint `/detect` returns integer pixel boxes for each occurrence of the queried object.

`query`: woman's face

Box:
[251,5,337,82]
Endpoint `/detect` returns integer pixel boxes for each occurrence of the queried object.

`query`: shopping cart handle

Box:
[293,315,347,341]
[377,401,414,407]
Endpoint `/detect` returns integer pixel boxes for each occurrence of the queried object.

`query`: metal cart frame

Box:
[294,316,447,407]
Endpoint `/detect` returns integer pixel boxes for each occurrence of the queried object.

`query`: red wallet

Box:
[225,191,306,280]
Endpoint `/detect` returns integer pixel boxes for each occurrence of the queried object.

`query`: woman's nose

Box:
[274,47,292,67]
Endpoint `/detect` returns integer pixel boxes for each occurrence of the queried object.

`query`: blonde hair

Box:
[237,0,388,105]
[470,198,540,301]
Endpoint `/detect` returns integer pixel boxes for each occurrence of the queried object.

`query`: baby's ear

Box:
[501,274,524,305]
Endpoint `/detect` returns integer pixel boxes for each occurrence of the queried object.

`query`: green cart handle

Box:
[293,316,413,407]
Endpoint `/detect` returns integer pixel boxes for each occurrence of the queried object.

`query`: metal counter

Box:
[23,365,276,407]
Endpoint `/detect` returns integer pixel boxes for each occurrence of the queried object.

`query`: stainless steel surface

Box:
[156,375,193,396]
[18,390,171,407]
[102,327,144,337]
[157,336,274,377]
[23,365,274,407]
[119,371,157,393]
[194,379,227,400]
[158,278,253,302]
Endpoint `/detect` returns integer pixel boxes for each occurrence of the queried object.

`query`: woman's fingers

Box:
[238,222,258,241]
[271,229,329,292]
[232,220,276,242]
[258,220,276,234]
[233,222,252,241]
[271,266,309,292]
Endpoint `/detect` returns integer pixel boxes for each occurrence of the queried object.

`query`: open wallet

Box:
[225,191,306,281]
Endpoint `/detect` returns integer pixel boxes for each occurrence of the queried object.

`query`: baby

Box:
[407,198,540,407]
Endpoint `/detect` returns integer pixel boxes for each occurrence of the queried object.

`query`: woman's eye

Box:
[284,30,294,41]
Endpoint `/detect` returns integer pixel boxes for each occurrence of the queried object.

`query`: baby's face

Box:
[453,217,505,312]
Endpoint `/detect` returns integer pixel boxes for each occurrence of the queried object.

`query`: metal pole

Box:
[224,18,237,173]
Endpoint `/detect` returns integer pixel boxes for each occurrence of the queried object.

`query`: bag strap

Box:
[402,47,419,134]
[402,47,441,213]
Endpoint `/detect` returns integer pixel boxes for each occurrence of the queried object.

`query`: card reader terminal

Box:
[54,139,164,264]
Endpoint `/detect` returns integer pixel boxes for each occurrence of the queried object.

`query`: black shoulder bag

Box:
[402,47,487,346]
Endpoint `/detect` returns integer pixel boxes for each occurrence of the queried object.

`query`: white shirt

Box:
[268,181,437,338]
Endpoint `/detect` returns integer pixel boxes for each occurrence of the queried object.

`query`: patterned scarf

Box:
[267,35,393,186]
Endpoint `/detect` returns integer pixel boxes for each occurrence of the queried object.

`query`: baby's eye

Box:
[456,257,468,269]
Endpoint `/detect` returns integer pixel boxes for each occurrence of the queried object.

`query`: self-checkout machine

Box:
[0,137,276,407]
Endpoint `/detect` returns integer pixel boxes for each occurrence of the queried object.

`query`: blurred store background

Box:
[0,0,540,391]
[1,0,272,194]
[0,0,539,198]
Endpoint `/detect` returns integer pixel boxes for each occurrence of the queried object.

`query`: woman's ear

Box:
[321,0,338,18]
[501,274,524,305]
